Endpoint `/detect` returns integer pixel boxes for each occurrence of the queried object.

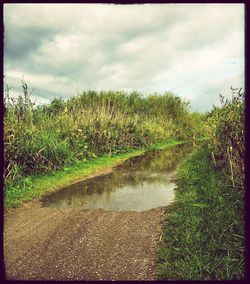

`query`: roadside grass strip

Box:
[4,139,187,209]
[157,144,245,280]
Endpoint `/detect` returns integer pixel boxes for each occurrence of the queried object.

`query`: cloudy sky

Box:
[4,3,244,112]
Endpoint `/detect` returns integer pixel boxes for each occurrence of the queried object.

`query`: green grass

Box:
[5,87,207,183]
[157,144,245,280]
[4,139,185,209]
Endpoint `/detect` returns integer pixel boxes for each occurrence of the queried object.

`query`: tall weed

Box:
[4,83,204,183]
[206,88,244,188]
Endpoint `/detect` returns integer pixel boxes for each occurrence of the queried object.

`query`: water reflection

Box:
[41,143,194,211]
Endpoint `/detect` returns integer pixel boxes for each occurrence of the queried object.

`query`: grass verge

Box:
[157,144,245,280]
[4,139,186,209]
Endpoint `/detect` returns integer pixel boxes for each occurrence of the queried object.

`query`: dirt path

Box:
[4,198,166,280]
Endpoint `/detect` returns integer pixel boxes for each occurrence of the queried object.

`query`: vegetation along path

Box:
[4,140,188,280]
[4,86,244,280]
[4,197,166,280]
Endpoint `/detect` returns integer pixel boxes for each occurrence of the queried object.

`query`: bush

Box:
[4,82,205,183]
[206,87,244,188]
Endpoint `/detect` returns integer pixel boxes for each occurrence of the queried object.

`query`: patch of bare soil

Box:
[4,199,166,280]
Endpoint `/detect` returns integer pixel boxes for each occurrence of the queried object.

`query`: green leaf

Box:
[191,203,209,208]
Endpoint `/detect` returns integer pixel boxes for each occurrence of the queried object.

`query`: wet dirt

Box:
[4,144,194,280]
[4,201,166,280]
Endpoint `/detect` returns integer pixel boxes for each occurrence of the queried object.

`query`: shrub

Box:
[206,87,244,188]
[4,82,204,183]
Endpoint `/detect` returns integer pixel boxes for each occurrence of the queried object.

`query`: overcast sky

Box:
[4,3,244,112]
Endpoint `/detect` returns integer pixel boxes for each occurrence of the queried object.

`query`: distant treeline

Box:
[4,82,205,183]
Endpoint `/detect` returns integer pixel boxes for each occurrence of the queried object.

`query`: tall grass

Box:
[205,87,245,188]
[157,88,245,280]
[4,82,205,184]
[157,144,245,280]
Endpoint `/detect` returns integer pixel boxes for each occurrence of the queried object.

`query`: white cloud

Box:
[4,3,245,111]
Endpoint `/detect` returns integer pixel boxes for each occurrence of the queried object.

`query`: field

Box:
[4,83,245,280]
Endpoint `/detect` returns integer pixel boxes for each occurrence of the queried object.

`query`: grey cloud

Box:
[33,86,72,101]
[189,73,244,112]
[4,26,57,61]
[4,4,244,112]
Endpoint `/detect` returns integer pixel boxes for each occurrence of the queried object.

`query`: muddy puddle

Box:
[41,143,194,211]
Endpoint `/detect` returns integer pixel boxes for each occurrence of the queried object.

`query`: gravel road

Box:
[4,198,166,280]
